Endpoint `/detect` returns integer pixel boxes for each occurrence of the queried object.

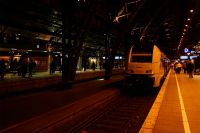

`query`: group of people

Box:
[0,58,37,80]
[82,61,97,71]
[174,59,195,78]
[17,58,36,78]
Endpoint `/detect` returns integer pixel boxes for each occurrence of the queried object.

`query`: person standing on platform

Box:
[182,62,187,73]
[50,59,56,75]
[0,59,6,80]
[21,59,28,78]
[175,62,182,74]
[187,59,194,78]
[83,62,87,71]
[28,58,36,78]
[91,61,96,70]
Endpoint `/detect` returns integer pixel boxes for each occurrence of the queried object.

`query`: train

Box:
[0,48,62,72]
[124,43,170,88]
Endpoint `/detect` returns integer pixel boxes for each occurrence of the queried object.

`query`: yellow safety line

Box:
[175,74,191,133]
[139,70,171,133]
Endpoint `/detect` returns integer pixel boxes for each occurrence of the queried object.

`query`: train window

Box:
[131,55,152,63]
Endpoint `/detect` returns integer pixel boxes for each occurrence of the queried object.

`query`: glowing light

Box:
[177,9,194,51]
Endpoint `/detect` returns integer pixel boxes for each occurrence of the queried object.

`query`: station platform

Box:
[140,69,200,133]
[0,69,124,96]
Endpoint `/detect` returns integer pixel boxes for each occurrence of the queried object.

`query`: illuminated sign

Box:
[180,56,188,60]
[184,48,189,53]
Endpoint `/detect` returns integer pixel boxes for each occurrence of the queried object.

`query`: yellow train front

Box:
[124,44,169,88]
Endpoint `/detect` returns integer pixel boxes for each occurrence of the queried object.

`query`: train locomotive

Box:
[124,43,170,88]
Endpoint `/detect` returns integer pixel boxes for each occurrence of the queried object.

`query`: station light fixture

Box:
[177,8,195,51]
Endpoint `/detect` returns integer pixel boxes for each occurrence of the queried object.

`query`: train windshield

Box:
[131,54,152,63]
[131,42,153,62]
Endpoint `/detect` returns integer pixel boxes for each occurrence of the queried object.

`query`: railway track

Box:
[48,88,158,133]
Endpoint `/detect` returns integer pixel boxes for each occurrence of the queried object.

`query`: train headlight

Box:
[146,70,152,73]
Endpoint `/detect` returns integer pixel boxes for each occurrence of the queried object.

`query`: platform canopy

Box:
[0,0,199,59]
